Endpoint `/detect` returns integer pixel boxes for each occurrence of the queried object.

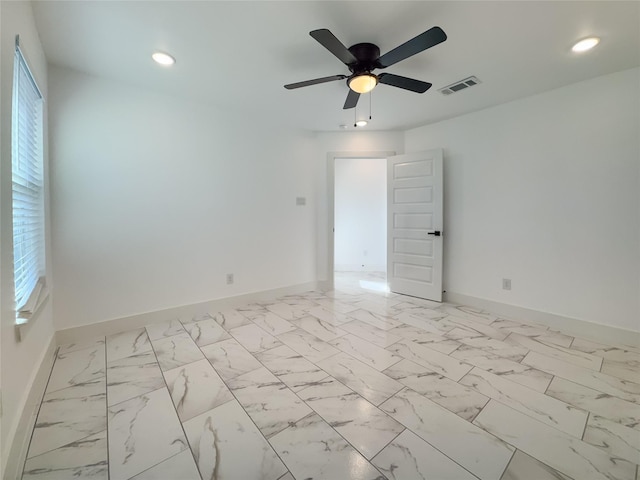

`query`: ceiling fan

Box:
[284,27,447,109]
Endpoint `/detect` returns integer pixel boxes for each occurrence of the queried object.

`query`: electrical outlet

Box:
[502,278,512,291]
[226,273,234,285]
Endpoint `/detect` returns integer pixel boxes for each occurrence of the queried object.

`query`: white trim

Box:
[56,281,322,345]
[14,287,50,343]
[15,36,43,100]
[12,40,46,321]
[17,277,45,320]
[3,336,57,480]
[15,279,50,342]
[445,291,640,348]
[317,280,333,291]
[326,151,396,292]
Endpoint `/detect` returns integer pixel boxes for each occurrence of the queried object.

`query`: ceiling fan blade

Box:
[378,73,432,93]
[343,89,360,109]
[377,26,447,68]
[310,29,358,66]
[284,75,347,90]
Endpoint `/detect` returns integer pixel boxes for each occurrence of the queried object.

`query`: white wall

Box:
[334,158,386,272]
[314,131,404,281]
[0,1,55,474]
[48,67,317,329]
[405,67,640,332]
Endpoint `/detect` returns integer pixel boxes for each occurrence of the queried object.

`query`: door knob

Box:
[427,230,441,236]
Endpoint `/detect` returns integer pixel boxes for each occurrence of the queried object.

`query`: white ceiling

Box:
[32,1,639,132]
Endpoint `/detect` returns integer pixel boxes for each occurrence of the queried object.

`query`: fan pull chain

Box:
[369,90,372,120]
[354,104,357,127]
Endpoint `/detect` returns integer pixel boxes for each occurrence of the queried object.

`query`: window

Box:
[12,37,45,320]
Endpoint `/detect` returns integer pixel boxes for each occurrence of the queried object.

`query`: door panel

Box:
[393,159,433,178]
[394,186,432,204]
[394,263,433,282]
[394,238,432,256]
[387,150,443,301]
[394,213,433,229]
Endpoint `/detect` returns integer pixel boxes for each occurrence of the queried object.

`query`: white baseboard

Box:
[3,336,57,480]
[445,291,640,348]
[317,280,333,291]
[56,281,321,346]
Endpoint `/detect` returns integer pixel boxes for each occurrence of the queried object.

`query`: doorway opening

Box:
[333,157,388,293]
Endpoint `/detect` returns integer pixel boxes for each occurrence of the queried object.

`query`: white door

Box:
[387,150,443,301]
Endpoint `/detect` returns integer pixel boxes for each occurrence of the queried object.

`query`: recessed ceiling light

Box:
[152,51,176,66]
[571,37,600,53]
[355,120,368,127]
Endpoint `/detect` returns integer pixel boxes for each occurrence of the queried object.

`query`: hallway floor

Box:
[21,278,640,479]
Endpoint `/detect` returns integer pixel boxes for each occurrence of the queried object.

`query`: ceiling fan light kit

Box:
[284,26,447,110]
[348,73,378,94]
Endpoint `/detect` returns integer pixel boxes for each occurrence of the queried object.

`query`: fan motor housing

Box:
[347,43,381,73]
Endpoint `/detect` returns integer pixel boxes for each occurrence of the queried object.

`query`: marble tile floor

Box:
[21,278,640,479]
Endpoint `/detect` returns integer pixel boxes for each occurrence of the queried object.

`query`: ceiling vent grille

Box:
[439,76,481,96]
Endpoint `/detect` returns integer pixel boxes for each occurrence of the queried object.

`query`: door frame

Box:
[326,151,396,291]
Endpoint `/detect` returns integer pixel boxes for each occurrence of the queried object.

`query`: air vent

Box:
[439,76,481,96]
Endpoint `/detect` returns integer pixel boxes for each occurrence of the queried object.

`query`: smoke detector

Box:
[439,76,481,96]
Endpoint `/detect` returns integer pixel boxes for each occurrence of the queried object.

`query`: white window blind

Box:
[12,39,45,314]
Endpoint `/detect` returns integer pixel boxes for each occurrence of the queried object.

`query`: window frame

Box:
[11,35,47,324]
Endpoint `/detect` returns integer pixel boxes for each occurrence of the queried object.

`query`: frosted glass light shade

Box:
[349,74,377,94]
